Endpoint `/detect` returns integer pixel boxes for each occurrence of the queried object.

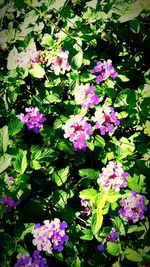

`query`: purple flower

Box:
[91,59,118,83]
[32,218,69,254]
[14,250,48,267]
[8,176,15,186]
[50,49,71,75]
[97,161,128,192]
[119,190,147,223]
[62,115,93,151]
[106,228,119,242]
[97,243,105,252]
[0,194,19,211]
[17,107,46,133]
[81,199,93,217]
[74,84,100,108]
[92,105,120,135]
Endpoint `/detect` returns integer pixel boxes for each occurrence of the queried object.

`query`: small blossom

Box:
[8,176,15,186]
[106,228,119,242]
[91,59,118,83]
[97,161,128,192]
[119,190,147,223]
[74,84,100,108]
[62,115,93,151]
[17,107,46,133]
[50,49,71,75]
[14,250,48,267]
[0,194,19,211]
[32,218,69,254]
[81,199,93,217]
[92,105,120,135]
[97,243,105,252]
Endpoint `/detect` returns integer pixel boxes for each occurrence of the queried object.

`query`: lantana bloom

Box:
[92,105,120,135]
[74,84,100,108]
[97,227,119,252]
[18,107,46,133]
[32,218,69,254]
[14,250,48,267]
[0,194,19,211]
[62,115,93,151]
[119,190,147,223]
[50,49,71,75]
[8,176,15,186]
[91,59,118,83]
[81,199,93,217]
[97,161,128,191]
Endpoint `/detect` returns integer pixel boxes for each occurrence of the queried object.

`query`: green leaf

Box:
[107,242,120,256]
[79,169,99,180]
[119,1,144,23]
[95,190,108,210]
[0,126,9,153]
[30,160,41,170]
[95,135,105,148]
[0,154,12,173]
[86,0,97,9]
[79,188,98,202]
[124,248,143,262]
[91,210,103,235]
[7,46,18,70]
[20,223,34,240]
[57,140,75,154]
[29,63,45,78]
[14,150,27,174]
[41,33,54,46]
[43,93,61,103]
[48,0,66,11]
[112,217,125,235]
[52,166,69,186]
[107,190,121,203]
[8,117,23,136]
[80,229,93,241]
[130,18,140,33]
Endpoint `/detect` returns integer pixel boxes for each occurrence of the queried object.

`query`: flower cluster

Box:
[91,59,118,83]
[0,194,19,211]
[8,176,15,186]
[32,218,69,254]
[18,107,46,133]
[14,250,48,267]
[16,47,47,69]
[74,84,100,108]
[50,49,71,75]
[119,190,147,223]
[81,199,93,217]
[62,115,93,151]
[92,105,120,135]
[97,161,128,191]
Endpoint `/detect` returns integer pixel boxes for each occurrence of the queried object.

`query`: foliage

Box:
[0,0,150,266]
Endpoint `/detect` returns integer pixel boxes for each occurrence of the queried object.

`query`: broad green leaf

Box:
[95,135,105,148]
[48,0,66,11]
[107,190,121,203]
[140,84,150,98]
[79,169,99,180]
[30,160,41,170]
[43,93,61,103]
[57,140,75,154]
[144,121,150,136]
[79,188,98,202]
[0,126,9,153]
[20,223,34,240]
[124,248,143,262]
[41,33,54,46]
[117,75,129,82]
[130,18,140,33]
[29,63,45,78]
[112,217,125,235]
[80,229,93,241]
[107,242,120,256]
[14,150,27,174]
[8,117,23,136]
[86,0,97,9]
[7,46,18,70]
[95,190,108,210]
[52,166,69,186]
[0,154,12,173]
[119,1,144,23]
[91,210,103,235]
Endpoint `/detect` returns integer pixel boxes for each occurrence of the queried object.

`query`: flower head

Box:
[91,59,118,83]
[14,250,48,267]
[119,190,147,223]
[17,107,46,133]
[81,199,93,217]
[32,218,69,254]
[74,84,100,108]
[62,115,93,151]
[0,194,19,211]
[97,243,105,252]
[50,49,71,75]
[92,105,120,135]
[8,176,15,186]
[97,161,128,191]
[106,228,119,242]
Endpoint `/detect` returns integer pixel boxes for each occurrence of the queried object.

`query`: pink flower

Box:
[50,49,71,75]
[62,115,93,151]
[91,59,118,83]
[74,84,100,108]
